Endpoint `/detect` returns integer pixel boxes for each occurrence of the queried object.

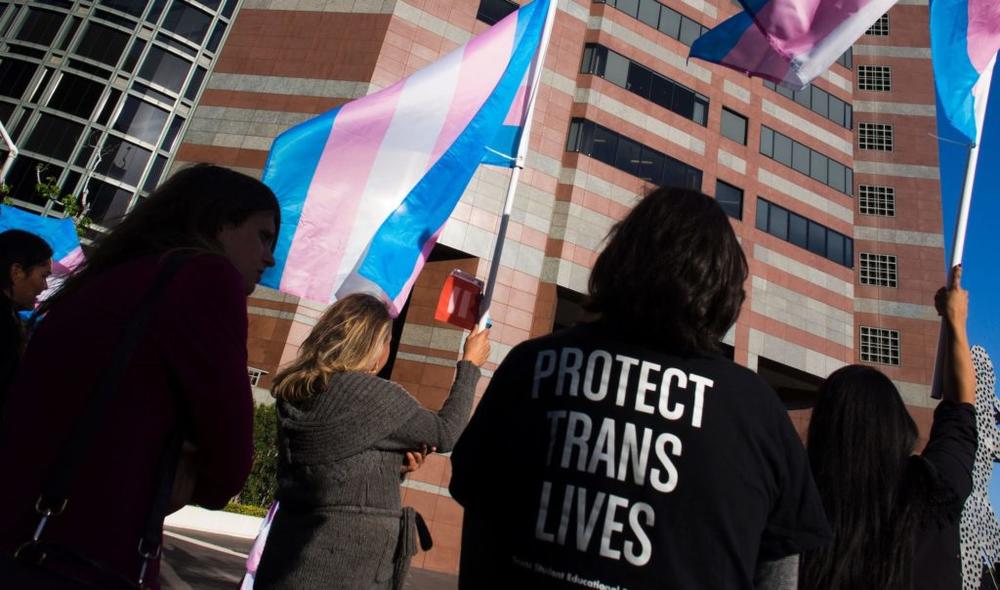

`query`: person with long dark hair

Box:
[254,293,490,589]
[0,164,280,588]
[801,266,976,590]
[0,229,52,401]
[450,187,831,589]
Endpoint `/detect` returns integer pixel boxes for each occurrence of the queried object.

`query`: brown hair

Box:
[272,293,392,401]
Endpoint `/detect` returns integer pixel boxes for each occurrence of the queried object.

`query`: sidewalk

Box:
[161,526,457,589]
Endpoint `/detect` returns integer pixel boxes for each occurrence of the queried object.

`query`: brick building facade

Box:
[167,0,945,576]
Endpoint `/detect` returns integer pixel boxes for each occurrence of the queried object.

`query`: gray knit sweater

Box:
[255,361,480,590]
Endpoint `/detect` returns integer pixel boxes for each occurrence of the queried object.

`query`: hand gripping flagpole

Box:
[477,0,559,331]
[931,54,996,398]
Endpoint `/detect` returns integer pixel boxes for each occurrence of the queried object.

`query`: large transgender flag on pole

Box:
[689,0,898,89]
[931,0,1000,145]
[261,0,552,314]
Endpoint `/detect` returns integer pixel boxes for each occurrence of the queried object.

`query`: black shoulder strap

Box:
[39,254,189,512]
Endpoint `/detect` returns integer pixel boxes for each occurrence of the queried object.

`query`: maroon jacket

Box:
[0,254,254,586]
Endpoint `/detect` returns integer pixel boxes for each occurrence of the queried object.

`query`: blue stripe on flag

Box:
[355,0,550,301]
[930,0,980,143]
[0,205,80,261]
[689,9,757,64]
[481,124,522,167]
[260,108,341,289]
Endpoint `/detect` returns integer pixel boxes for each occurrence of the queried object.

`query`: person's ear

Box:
[9,263,25,285]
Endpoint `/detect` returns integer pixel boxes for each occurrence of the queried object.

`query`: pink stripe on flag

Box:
[280,84,406,301]
[967,0,1000,73]
[428,14,518,164]
[54,247,84,276]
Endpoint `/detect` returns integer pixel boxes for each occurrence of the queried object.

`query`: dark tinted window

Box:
[123,38,147,72]
[139,46,190,92]
[637,0,659,27]
[0,103,14,125]
[98,0,145,16]
[57,16,82,51]
[25,113,83,159]
[760,126,852,195]
[47,72,104,118]
[206,20,226,53]
[163,1,211,44]
[763,80,851,129]
[567,118,702,189]
[476,0,518,25]
[788,212,807,247]
[15,8,64,45]
[96,88,122,125]
[161,115,185,151]
[5,156,58,204]
[184,66,206,101]
[581,44,708,125]
[143,154,168,191]
[96,136,152,186]
[715,180,743,219]
[768,205,788,240]
[0,59,38,100]
[756,198,853,267]
[720,108,747,144]
[86,179,133,224]
[147,0,167,23]
[114,96,168,144]
[75,22,129,66]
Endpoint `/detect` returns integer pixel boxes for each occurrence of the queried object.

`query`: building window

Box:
[715,180,743,219]
[859,185,895,216]
[760,126,854,194]
[598,0,709,47]
[476,0,518,25]
[567,118,703,189]
[836,48,853,69]
[860,326,900,365]
[859,252,898,287]
[859,123,893,151]
[866,13,889,36]
[720,108,748,145]
[763,80,852,129]
[581,44,709,125]
[858,65,891,91]
[755,197,854,267]
[248,366,268,387]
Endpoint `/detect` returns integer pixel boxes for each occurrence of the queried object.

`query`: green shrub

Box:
[224,502,269,517]
[235,403,278,508]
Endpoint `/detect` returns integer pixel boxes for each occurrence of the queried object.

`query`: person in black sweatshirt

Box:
[451,186,831,589]
[0,229,52,404]
[800,266,976,590]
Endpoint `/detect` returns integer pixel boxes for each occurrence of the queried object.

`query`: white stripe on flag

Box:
[330,48,466,296]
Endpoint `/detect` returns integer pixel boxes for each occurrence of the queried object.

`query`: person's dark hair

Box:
[0,229,53,294]
[587,186,747,354]
[41,164,279,314]
[801,365,926,590]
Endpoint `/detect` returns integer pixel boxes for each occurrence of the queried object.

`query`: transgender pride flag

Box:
[690,0,897,89]
[261,0,552,313]
[930,0,1000,144]
[0,205,83,277]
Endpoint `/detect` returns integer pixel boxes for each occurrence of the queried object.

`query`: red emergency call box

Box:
[435,269,483,330]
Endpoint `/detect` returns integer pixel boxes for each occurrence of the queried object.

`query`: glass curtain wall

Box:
[0,0,238,227]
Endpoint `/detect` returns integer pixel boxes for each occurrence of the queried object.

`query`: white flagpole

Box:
[0,120,18,185]
[931,54,995,398]
[478,0,559,330]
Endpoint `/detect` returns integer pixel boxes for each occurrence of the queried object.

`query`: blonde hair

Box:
[272,293,392,401]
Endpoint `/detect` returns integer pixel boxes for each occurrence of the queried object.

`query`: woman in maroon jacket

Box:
[0,164,279,588]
